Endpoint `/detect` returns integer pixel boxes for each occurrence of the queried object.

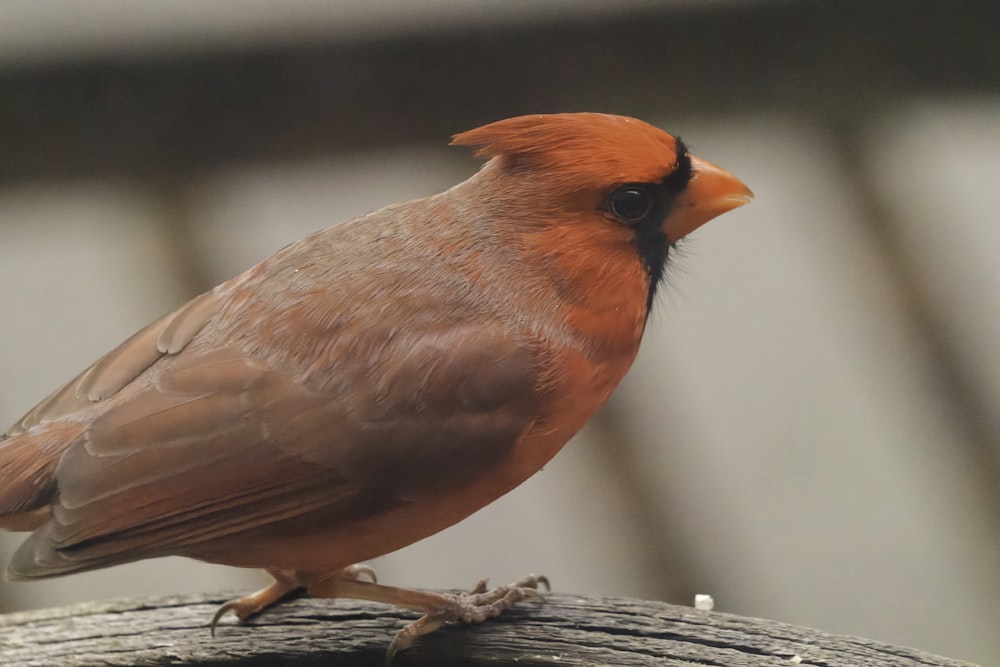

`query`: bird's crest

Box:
[452,113,682,188]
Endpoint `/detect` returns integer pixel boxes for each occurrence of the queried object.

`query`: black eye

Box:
[609,186,653,222]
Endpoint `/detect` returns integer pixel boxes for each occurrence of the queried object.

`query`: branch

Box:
[0,591,979,666]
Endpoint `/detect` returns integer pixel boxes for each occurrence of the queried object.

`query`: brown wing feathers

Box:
[0,291,220,527]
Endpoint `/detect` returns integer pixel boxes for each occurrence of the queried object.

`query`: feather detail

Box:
[452,113,682,187]
[6,290,221,436]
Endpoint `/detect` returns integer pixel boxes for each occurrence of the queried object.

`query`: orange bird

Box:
[0,113,751,655]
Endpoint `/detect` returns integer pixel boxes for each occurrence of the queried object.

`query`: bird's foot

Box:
[210,564,376,635]
[386,574,549,661]
[211,566,546,661]
[210,567,302,635]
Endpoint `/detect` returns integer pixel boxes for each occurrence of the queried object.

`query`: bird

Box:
[0,112,751,657]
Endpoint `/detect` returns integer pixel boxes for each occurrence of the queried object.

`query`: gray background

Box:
[0,2,997,665]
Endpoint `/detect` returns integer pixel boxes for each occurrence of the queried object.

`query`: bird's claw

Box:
[210,598,250,637]
[343,562,378,583]
[209,567,308,636]
[386,573,549,663]
[209,564,377,636]
[514,573,550,592]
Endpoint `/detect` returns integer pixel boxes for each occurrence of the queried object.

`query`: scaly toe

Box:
[210,599,249,637]
[386,614,447,665]
[513,573,550,591]
[460,574,548,613]
[209,571,304,636]
[383,577,548,661]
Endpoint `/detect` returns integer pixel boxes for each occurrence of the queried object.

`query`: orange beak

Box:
[664,155,754,242]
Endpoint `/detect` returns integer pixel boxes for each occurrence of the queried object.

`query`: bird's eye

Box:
[609,186,653,222]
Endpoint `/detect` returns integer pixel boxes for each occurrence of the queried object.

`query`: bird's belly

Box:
[183,443,547,574]
[185,346,632,575]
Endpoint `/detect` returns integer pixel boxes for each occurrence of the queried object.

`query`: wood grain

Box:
[0,592,979,666]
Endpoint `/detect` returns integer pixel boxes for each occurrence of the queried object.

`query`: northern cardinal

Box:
[0,113,751,656]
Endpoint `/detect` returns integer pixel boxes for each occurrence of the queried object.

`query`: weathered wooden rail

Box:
[0,591,979,666]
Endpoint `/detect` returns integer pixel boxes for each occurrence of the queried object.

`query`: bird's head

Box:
[452,113,752,309]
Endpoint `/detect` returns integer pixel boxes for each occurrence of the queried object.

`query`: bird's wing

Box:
[0,290,222,525]
[8,323,539,579]
[5,290,221,437]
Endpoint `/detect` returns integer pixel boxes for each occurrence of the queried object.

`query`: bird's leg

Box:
[304,572,549,660]
[210,567,302,634]
[210,564,377,634]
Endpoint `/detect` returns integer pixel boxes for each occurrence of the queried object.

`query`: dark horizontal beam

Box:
[1,1,997,183]
[0,591,976,666]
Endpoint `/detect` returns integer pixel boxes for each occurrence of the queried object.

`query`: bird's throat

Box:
[633,229,670,313]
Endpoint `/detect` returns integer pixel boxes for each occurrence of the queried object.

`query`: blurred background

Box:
[0,1,998,664]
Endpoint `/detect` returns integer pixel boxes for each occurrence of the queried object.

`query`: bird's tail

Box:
[0,423,79,531]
